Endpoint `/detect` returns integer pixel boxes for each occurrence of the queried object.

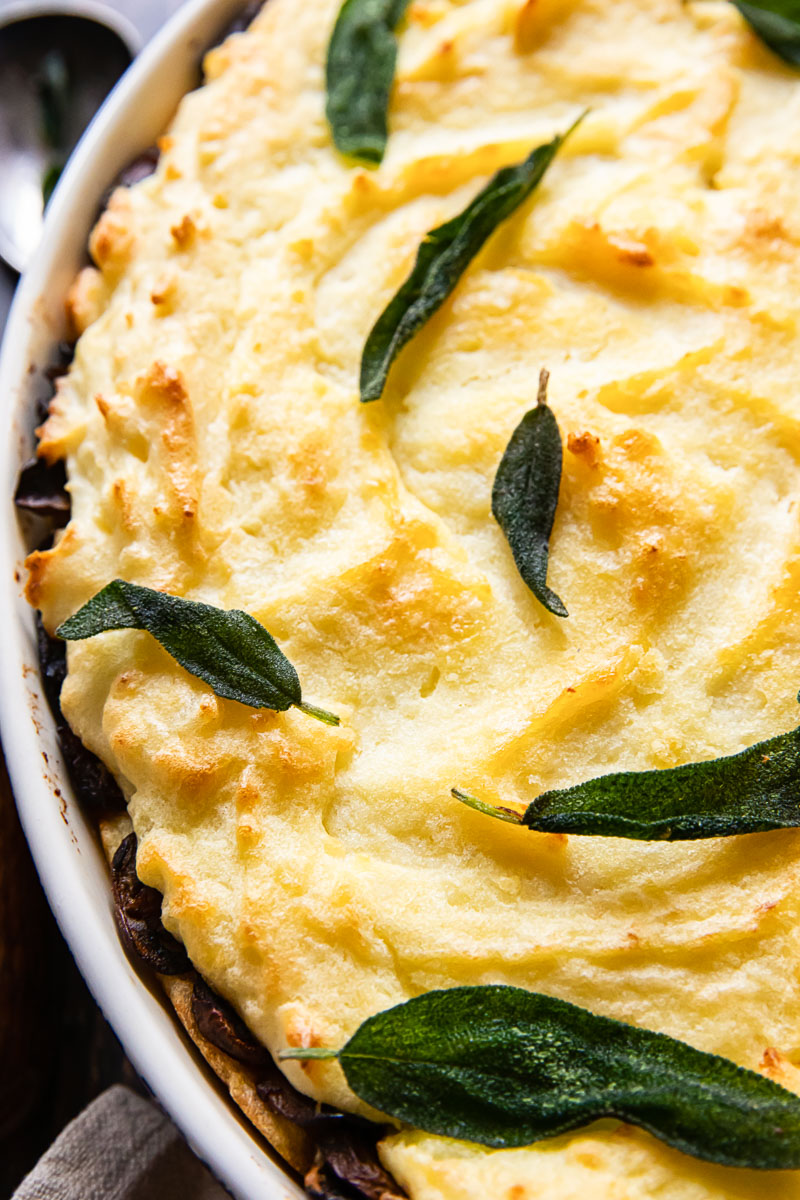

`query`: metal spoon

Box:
[0,2,139,274]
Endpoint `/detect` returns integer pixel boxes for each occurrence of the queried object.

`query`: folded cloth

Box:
[12,1084,231,1200]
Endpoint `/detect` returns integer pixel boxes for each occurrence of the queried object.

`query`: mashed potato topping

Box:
[26,0,800,1194]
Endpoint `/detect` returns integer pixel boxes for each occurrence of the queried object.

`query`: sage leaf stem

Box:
[281,985,800,1168]
[450,787,521,824]
[452,719,800,839]
[56,580,340,726]
[326,0,411,164]
[359,117,583,402]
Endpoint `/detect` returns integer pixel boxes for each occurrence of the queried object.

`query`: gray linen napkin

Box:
[12,1085,231,1200]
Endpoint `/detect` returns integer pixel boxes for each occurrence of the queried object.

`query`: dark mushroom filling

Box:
[304,1116,407,1200]
[213,0,266,42]
[116,146,160,189]
[36,616,126,815]
[110,833,192,975]
[191,975,269,1069]
[14,458,69,524]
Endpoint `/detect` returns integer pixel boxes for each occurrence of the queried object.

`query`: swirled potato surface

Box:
[27,0,800,1194]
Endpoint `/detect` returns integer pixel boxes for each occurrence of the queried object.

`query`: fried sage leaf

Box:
[360,118,582,402]
[492,368,567,617]
[282,984,800,1167]
[326,0,411,164]
[452,721,800,839]
[730,0,800,66]
[56,579,339,726]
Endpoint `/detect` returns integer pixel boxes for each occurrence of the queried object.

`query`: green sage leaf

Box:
[730,0,800,66]
[56,579,339,726]
[326,0,412,164]
[281,984,800,1167]
[452,720,800,839]
[360,117,583,402]
[491,368,567,618]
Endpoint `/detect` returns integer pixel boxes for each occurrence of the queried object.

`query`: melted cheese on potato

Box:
[28,0,800,1194]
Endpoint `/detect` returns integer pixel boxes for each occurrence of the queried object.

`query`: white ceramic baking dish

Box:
[0,2,304,1195]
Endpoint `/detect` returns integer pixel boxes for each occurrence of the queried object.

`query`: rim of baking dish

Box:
[0,1,305,1196]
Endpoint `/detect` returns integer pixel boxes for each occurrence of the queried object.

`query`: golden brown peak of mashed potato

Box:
[27,0,800,1195]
